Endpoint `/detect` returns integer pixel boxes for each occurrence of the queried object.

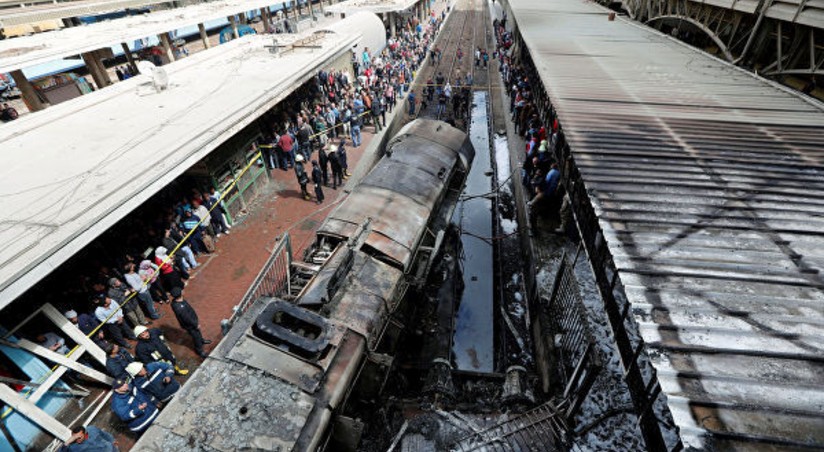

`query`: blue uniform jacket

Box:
[111,385,159,433]
[133,361,179,403]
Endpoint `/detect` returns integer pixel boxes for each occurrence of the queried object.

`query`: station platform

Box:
[502,0,824,449]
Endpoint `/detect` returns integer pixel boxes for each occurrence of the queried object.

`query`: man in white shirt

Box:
[94,293,135,348]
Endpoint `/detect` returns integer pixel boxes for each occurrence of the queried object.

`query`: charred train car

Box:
[133,119,474,451]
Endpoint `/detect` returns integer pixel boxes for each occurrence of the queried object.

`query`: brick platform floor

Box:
[100,122,386,450]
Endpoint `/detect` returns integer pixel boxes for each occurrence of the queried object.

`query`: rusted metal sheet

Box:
[330,253,404,349]
[318,119,474,270]
[509,0,824,449]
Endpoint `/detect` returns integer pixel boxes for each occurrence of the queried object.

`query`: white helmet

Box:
[125,362,144,378]
[133,325,148,337]
[295,154,305,162]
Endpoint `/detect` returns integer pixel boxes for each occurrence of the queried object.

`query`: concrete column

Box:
[120,42,138,74]
[10,69,46,112]
[389,12,397,37]
[307,0,316,19]
[316,0,324,15]
[198,23,211,49]
[228,15,240,39]
[158,32,176,63]
[81,50,112,89]
[260,7,270,32]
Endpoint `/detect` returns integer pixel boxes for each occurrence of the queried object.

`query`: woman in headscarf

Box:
[139,259,168,304]
[153,247,184,300]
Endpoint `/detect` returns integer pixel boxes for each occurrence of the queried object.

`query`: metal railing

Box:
[222,233,293,334]
[546,249,595,385]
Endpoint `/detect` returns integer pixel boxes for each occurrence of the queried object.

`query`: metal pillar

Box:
[775,21,784,72]
[120,42,138,74]
[308,0,316,19]
[260,7,270,32]
[317,0,324,16]
[198,23,211,49]
[9,69,46,112]
[158,32,176,63]
[80,50,112,90]
[390,11,397,36]
[228,15,240,39]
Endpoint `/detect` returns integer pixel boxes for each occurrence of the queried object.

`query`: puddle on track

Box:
[452,91,495,373]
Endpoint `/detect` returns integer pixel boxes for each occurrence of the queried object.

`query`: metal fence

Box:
[222,233,293,334]
[546,250,595,384]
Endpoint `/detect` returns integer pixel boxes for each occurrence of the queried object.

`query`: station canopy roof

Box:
[326,0,421,15]
[0,0,170,27]
[508,0,824,449]
[0,0,285,74]
[0,29,359,309]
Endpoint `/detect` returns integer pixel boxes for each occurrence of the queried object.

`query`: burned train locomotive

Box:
[133,119,474,451]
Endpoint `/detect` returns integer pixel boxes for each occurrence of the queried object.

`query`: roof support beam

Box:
[0,385,71,441]
[9,69,46,112]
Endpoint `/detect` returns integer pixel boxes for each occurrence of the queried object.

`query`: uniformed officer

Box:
[126,361,180,403]
[134,325,189,375]
[110,379,160,434]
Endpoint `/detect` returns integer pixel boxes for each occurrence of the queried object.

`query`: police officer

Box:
[126,361,180,403]
[134,325,189,376]
[111,378,160,434]
[170,287,210,358]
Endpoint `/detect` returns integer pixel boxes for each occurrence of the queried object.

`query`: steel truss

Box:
[610,0,823,82]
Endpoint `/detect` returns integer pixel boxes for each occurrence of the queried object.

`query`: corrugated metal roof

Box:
[508,0,824,449]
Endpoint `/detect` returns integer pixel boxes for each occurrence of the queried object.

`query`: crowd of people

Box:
[254,11,447,205]
[493,14,571,234]
[30,6,457,447]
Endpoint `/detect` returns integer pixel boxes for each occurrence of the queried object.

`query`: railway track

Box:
[411,0,489,128]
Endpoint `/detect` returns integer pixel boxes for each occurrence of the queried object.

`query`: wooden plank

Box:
[41,303,106,365]
[12,339,112,384]
[0,384,71,441]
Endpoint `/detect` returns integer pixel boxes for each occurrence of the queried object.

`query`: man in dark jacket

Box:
[328,145,343,189]
[170,287,210,358]
[371,99,383,132]
[311,161,324,205]
[111,379,159,434]
[105,344,134,381]
[126,361,180,403]
[134,326,188,375]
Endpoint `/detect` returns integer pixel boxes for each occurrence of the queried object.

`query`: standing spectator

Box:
[408,91,416,115]
[126,361,180,403]
[108,277,147,328]
[277,130,295,170]
[317,145,329,186]
[349,104,362,147]
[111,379,160,434]
[134,326,188,375]
[294,154,311,201]
[163,226,198,270]
[139,260,167,305]
[311,161,325,204]
[105,343,134,381]
[65,310,109,350]
[338,138,350,178]
[170,287,211,358]
[328,145,343,190]
[94,294,135,348]
[123,263,161,320]
[371,98,383,132]
[153,247,184,297]
[60,425,118,452]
